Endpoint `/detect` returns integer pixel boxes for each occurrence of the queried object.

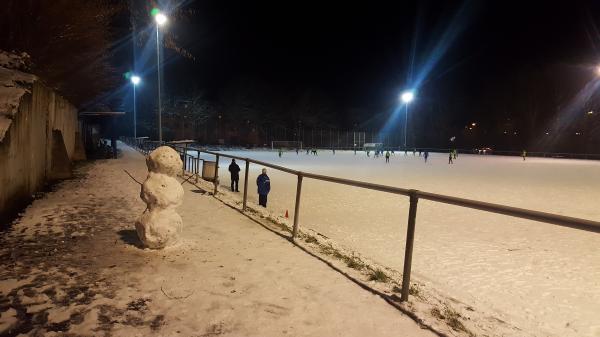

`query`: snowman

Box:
[136,146,184,249]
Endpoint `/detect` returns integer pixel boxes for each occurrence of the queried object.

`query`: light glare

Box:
[131,75,141,85]
[155,13,167,25]
[400,91,414,103]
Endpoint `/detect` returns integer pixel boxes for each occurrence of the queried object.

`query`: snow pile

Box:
[0,50,31,70]
[0,50,36,142]
[136,146,185,249]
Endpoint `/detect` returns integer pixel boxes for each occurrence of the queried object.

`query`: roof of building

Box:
[78,111,125,117]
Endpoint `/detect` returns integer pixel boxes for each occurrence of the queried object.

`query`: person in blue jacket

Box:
[256,168,271,207]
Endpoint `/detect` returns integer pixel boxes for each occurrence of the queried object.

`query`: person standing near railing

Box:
[228,159,240,192]
[257,168,271,207]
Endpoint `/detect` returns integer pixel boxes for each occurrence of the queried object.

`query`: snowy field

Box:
[193,150,600,337]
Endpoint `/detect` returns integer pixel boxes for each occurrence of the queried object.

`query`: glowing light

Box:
[588,111,594,115]
[471,122,476,126]
[400,91,415,103]
[130,75,141,85]
[575,132,581,135]
[155,12,167,25]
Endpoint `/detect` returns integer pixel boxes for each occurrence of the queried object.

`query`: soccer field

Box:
[197,149,600,337]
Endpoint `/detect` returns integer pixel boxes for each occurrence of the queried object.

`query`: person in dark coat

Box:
[256,168,271,207]
[228,159,241,192]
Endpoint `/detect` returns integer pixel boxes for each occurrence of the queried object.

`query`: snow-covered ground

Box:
[193,149,600,337]
[0,146,435,337]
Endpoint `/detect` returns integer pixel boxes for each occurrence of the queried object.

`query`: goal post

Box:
[271,140,303,150]
[363,142,384,150]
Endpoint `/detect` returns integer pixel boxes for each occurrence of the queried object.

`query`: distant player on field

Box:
[385,151,390,163]
[522,150,527,161]
[424,151,429,163]
[448,151,453,164]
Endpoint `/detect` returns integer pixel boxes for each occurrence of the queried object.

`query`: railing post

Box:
[213,154,219,195]
[401,189,419,302]
[292,174,303,240]
[183,147,187,174]
[242,160,250,211]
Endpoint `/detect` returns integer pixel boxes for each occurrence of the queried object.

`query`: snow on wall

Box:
[0,50,30,70]
[0,51,36,142]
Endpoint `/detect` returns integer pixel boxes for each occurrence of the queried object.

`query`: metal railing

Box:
[125,139,600,302]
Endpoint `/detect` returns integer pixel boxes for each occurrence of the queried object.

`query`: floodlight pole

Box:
[156,26,163,143]
[133,83,137,139]
[404,103,408,149]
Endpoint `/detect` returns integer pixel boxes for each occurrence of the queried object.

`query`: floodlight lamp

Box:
[400,91,414,103]
[155,13,167,25]
[131,75,141,85]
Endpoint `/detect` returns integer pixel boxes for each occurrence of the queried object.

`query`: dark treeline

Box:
[0,0,129,106]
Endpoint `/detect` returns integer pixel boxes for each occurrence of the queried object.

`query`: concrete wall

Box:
[0,81,79,221]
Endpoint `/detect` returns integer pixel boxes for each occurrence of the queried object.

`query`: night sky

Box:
[132,0,600,150]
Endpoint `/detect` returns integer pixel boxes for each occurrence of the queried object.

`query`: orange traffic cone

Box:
[285,210,289,218]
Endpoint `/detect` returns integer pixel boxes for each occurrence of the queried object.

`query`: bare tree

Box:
[0,0,127,105]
